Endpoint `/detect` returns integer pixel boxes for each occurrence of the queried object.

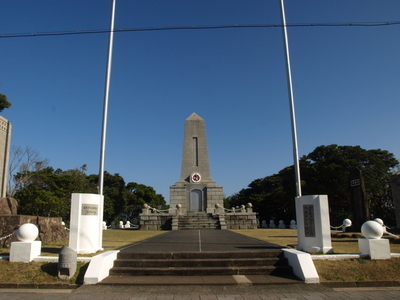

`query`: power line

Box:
[1,21,400,39]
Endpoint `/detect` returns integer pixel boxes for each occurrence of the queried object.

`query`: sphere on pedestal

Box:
[343,219,352,227]
[16,223,39,242]
[361,220,384,239]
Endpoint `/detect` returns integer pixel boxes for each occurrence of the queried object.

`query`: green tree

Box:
[14,166,97,220]
[229,145,399,226]
[0,93,11,112]
[302,145,398,224]
[124,182,166,222]
[87,172,127,223]
[13,164,166,224]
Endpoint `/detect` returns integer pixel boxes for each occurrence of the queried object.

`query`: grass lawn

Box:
[231,228,400,253]
[39,229,166,256]
[1,228,400,284]
[0,229,166,284]
[232,228,400,282]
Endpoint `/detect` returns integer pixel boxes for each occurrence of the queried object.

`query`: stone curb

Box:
[321,280,400,288]
[2,281,400,290]
[0,283,79,289]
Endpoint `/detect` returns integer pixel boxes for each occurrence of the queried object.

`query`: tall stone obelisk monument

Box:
[170,113,224,214]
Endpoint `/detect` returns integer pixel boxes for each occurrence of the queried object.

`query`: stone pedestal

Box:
[358,238,391,259]
[69,193,104,254]
[10,241,41,262]
[296,195,333,254]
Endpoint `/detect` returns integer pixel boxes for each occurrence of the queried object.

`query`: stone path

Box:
[1,285,400,299]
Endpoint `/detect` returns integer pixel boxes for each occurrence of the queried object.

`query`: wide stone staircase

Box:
[99,249,300,285]
[175,212,220,230]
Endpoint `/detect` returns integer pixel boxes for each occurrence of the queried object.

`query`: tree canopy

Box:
[0,93,11,112]
[229,145,399,226]
[13,165,166,224]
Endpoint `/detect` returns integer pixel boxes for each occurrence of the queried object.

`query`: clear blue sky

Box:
[1,0,399,203]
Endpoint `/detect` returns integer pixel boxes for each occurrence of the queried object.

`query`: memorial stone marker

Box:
[349,167,369,231]
[69,193,104,254]
[296,195,333,254]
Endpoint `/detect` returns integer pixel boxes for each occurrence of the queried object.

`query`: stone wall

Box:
[223,213,258,229]
[139,214,172,230]
[0,215,67,248]
[0,197,17,215]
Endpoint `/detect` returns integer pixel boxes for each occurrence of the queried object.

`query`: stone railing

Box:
[140,204,171,215]
[214,203,257,230]
[214,203,254,215]
[139,204,173,230]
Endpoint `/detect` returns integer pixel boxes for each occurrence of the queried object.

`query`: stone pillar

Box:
[0,116,11,197]
[391,175,400,228]
[349,167,369,231]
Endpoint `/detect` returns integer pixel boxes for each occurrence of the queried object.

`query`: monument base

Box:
[298,246,333,254]
[358,238,391,259]
[10,241,42,262]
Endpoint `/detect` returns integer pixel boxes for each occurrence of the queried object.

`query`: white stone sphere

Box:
[247,203,253,208]
[361,220,384,239]
[176,204,182,209]
[16,223,39,242]
[374,218,384,226]
[343,219,352,227]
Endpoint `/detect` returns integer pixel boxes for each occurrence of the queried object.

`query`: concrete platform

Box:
[118,230,283,253]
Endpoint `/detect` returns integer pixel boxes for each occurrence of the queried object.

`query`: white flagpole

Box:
[99,0,116,195]
[280,0,302,197]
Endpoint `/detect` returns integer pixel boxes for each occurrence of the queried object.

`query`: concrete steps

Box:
[107,250,293,278]
[177,212,220,230]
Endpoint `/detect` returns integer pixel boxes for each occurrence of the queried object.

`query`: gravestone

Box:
[349,167,369,231]
[170,113,224,214]
[278,220,285,229]
[269,220,275,228]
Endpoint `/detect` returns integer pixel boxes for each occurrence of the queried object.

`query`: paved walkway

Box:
[118,230,282,253]
[1,285,400,299]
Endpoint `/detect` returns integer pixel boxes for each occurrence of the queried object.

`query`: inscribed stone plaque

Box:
[81,204,98,216]
[303,204,315,237]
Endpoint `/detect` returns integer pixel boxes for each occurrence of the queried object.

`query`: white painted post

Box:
[296,195,333,254]
[69,193,104,254]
